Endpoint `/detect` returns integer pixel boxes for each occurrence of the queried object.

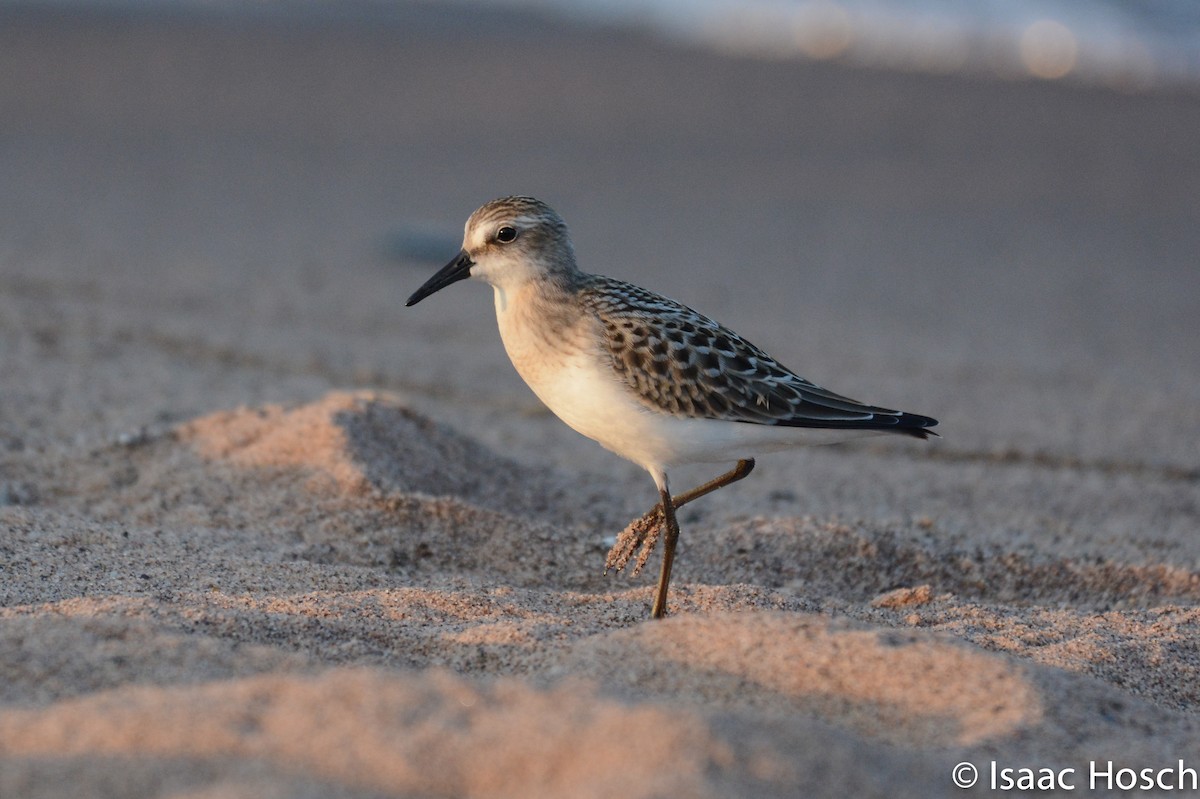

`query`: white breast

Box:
[494,285,669,469]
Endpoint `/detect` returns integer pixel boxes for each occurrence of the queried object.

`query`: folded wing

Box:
[583,277,938,438]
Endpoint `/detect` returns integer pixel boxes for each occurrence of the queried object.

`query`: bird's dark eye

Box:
[495,225,518,243]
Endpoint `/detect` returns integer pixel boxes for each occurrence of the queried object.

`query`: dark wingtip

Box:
[898,413,939,440]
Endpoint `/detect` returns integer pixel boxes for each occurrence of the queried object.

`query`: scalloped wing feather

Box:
[580,276,935,435]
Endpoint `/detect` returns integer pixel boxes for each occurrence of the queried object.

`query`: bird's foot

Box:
[604,505,664,577]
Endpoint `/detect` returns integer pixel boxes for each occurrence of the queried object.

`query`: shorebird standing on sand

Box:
[406,196,938,618]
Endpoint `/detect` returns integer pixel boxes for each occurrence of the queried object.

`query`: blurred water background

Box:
[545,0,1200,89]
[10,0,1200,90]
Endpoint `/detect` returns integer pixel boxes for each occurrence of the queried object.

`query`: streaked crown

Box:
[467,196,568,238]
[462,196,580,288]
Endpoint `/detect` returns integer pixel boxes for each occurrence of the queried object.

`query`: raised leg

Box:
[669,458,756,510]
[606,459,757,576]
[604,459,757,617]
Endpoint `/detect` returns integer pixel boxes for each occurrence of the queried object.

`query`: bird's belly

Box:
[510,346,661,461]
[495,294,659,465]
[506,349,777,468]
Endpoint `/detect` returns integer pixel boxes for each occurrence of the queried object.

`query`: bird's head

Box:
[406,196,577,307]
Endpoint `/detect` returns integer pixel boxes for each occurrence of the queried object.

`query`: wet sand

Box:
[2,5,1199,797]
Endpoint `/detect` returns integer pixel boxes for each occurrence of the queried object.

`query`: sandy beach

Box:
[2,4,1200,797]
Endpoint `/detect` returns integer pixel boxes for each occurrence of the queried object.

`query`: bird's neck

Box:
[494,278,585,353]
[493,271,579,316]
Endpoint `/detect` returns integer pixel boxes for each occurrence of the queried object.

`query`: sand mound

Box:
[560,612,1039,746]
[0,667,931,799]
[30,392,608,588]
[683,517,1200,608]
[178,391,549,506]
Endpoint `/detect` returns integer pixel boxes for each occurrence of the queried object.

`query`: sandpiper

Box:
[407,196,937,618]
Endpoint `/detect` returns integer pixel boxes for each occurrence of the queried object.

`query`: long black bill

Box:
[405,249,474,307]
